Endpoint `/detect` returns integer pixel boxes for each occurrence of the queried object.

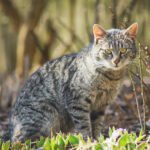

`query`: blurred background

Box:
[0,0,150,136]
[0,0,150,76]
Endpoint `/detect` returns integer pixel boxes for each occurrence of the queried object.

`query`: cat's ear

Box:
[93,24,106,43]
[124,23,138,39]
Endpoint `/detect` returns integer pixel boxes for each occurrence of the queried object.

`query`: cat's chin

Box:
[111,66,124,71]
[96,66,124,73]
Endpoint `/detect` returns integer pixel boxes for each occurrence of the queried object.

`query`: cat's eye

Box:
[120,48,127,53]
[105,49,113,54]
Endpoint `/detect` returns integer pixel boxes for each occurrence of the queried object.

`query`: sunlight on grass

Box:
[0,128,150,150]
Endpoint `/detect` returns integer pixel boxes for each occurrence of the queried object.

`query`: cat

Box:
[8,23,138,142]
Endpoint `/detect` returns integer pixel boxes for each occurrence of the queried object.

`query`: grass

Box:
[0,128,150,150]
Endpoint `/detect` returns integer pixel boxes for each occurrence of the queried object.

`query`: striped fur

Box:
[9,24,137,142]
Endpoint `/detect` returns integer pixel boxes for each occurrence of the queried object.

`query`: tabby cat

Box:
[9,23,138,142]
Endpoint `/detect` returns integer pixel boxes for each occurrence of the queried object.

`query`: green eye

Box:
[106,49,113,54]
[120,48,127,53]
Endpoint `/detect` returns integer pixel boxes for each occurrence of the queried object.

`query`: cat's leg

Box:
[67,102,92,139]
[11,105,61,143]
[91,111,105,139]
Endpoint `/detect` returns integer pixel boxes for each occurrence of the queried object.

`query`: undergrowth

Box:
[0,128,150,150]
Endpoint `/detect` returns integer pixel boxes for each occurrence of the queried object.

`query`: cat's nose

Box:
[113,57,120,67]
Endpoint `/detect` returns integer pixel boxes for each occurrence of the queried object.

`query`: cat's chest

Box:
[90,80,120,111]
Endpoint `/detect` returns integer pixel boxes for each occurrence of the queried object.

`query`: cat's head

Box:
[91,23,138,71]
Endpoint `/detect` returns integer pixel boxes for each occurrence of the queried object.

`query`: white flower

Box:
[111,128,127,141]
[104,128,127,148]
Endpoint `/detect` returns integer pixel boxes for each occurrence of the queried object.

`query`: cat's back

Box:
[12,53,79,111]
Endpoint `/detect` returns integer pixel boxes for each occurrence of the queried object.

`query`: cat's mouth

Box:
[112,63,129,70]
[112,66,122,70]
[95,59,130,71]
[111,59,131,70]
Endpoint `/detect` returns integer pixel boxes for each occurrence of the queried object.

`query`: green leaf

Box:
[25,139,31,150]
[139,129,144,137]
[118,134,130,146]
[51,137,58,150]
[137,142,146,150]
[129,132,137,142]
[112,126,116,132]
[94,143,102,150]
[0,139,2,148]
[112,144,119,150]
[109,127,113,137]
[44,137,51,150]
[36,136,45,148]
[98,134,105,143]
[2,141,10,150]
[57,136,65,150]
[126,143,136,150]
[68,135,79,145]
[77,134,85,144]
[135,135,146,143]
[12,141,22,150]
[64,135,69,147]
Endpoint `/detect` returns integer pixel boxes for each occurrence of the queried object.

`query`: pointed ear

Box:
[124,23,138,39]
[93,24,106,43]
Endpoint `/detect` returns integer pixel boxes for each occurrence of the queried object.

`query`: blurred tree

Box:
[0,0,142,77]
[0,0,48,78]
[111,0,117,28]
[119,0,137,27]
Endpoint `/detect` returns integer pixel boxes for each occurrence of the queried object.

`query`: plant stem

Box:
[129,71,143,130]
[138,43,146,132]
